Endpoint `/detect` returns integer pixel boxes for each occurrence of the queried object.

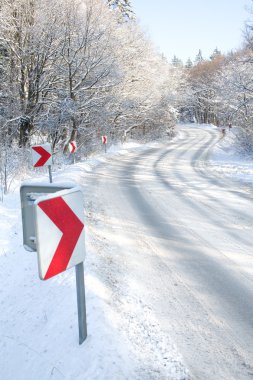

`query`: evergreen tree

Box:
[107,0,135,20]
[210,47,221,60]
[194,49,204,64]
[171,55,183,67]
[185,58,193,69]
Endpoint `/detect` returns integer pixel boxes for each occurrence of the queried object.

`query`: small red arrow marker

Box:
[69,141,77,153]
[102,136,107,144]
[32,146,52,167]
[38,197,84,280]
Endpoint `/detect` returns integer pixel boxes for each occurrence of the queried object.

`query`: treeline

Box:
[0,0,182,156]
[177,12,253,152]
[181,48,253,135]
[0,0,253,194]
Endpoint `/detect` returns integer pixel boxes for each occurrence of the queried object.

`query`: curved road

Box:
[85,126,253,379]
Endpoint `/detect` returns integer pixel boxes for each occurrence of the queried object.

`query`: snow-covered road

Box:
[85,125,253,379]
[2,124,253,380]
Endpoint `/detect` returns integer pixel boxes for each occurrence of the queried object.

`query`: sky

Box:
[131,0,252,63]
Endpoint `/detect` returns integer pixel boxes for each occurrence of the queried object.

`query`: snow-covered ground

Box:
[0,140,188,380]
[0,124,252,380]
[208,126,253,187]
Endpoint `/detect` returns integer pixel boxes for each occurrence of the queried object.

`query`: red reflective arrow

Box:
[70,142,76,153]
[32,146,51,167]
[38,197,84,280]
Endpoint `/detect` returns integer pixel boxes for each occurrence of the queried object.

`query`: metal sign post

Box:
[48,165,53,183]
[75,262,87,344]
[20,183,87,344]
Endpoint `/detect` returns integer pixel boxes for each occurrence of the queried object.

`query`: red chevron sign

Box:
[102,136,107,144]
[69,141,77,153]
[32,143,52,167]
[35,189,85,280]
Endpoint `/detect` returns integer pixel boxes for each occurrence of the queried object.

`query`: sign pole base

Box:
[75,262,87,344]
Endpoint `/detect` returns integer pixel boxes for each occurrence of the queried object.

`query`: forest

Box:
[0,0,253,194]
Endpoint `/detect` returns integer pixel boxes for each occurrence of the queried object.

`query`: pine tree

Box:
[194,49,204,64]
[185,58,193,69]
[107,0,135,20]
[210,47,221,60]
[171,55,183,67]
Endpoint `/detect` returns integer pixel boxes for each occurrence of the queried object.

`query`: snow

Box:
[0,140,188,380]
[182,122,253,187]
[0,126,252,380]
[207,126,253,187]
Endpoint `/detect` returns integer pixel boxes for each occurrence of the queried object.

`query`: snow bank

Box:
[208,127,253,187]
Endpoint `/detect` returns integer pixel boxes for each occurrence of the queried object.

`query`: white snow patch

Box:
[208,127,253,187]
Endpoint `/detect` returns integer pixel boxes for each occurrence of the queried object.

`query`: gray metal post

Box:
[75,262,87,344]
[48,165,53,183]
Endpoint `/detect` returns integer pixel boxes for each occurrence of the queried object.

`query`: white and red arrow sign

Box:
[69,141,77,153]
[32,143,52,167]
[35,188,85,280]
[102,136,107,144]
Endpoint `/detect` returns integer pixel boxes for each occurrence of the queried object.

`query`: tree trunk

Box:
[18,116,33,147]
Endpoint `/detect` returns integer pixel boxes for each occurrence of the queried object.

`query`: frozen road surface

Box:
[86,125,253,379]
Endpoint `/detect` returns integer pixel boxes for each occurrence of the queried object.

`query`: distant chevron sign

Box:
[69,141,77,153]
[32,143,52,167]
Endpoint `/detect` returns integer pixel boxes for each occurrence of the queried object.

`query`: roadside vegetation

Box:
[0,0,252,193]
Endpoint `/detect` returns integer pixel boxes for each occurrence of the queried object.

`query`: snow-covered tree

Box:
[0,0,64,146]
[107,0,134,21]
[0,0,183,188]
[218,50,253,143]
[47,0,120,152]
[171,55,183,67]
[185,58,193,69]
[106,23,182,140]
[187,55,225,124]
[210,47,221,60]
[194,49,204,64]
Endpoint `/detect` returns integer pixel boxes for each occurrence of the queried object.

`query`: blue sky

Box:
[131,0,252,63]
